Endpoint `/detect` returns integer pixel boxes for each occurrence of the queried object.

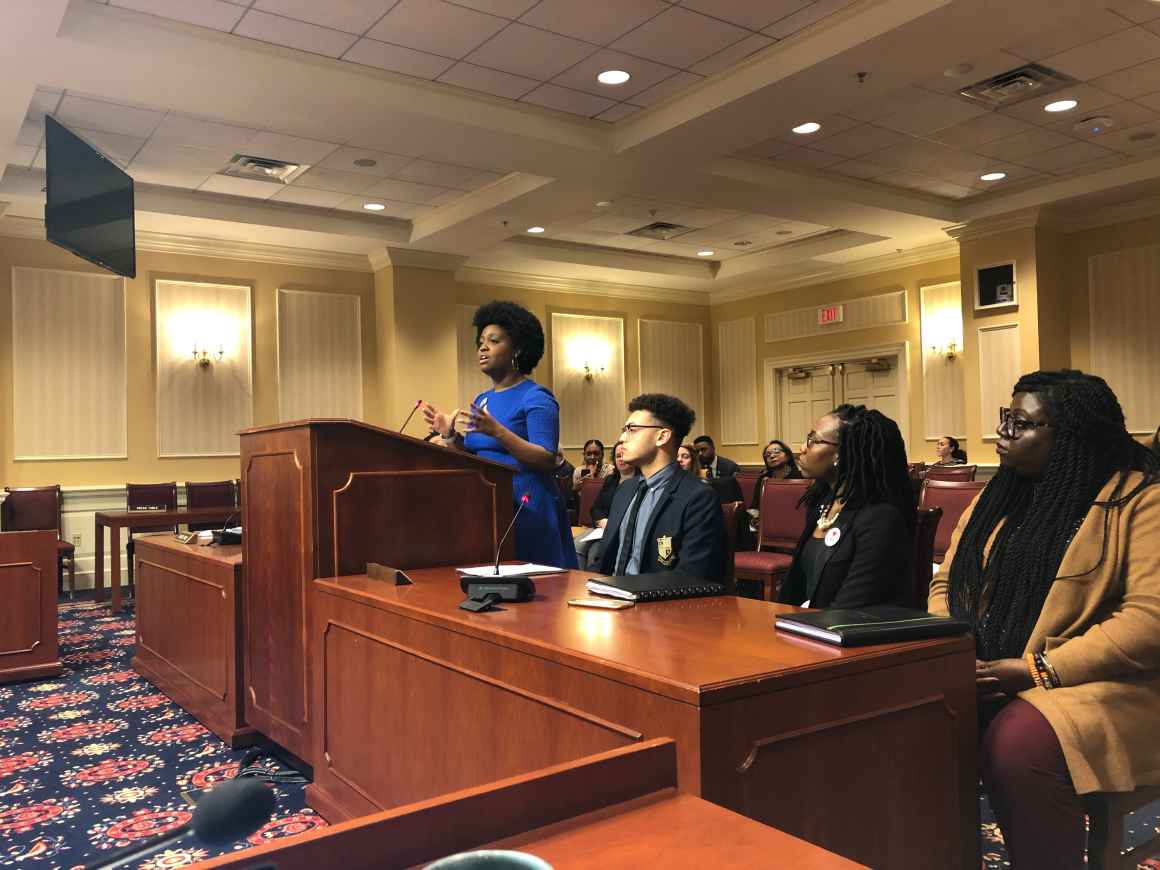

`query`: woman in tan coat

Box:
[929,370,1160,870]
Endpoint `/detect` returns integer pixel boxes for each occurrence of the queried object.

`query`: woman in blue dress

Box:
[422,301,578,569]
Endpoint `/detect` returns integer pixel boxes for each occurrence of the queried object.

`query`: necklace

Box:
[816,501,840,531]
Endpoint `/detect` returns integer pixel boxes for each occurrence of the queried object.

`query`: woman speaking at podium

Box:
[422,301,577,569]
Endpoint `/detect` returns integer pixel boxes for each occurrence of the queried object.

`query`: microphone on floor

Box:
[399,398,423,434]
[82,777,276,870]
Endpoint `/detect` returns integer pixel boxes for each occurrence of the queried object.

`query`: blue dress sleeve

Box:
[522,387,560,454]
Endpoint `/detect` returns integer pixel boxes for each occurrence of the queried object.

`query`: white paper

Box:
[457,563,565,578]
[575,526,603,544]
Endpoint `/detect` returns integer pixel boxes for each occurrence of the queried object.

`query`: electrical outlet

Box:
[72,534,82,547]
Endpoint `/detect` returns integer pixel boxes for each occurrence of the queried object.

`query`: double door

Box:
[779,356,904,448]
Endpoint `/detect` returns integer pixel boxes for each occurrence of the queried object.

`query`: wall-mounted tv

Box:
[44,115,136,278]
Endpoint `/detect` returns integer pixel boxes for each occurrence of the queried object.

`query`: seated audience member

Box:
[933,435,968,466]
[677,444,706,479]
[751,439,802,510]
[693,435,739,479]
[777,405,915,609]
[573,438,614,491]
[929,370,1160,870]
[598,394,725,580]
[583,443,640,569]
[553,449,574,482]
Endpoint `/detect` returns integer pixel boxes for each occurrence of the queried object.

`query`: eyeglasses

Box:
[805,431,838,448]
[998,407,1050,439]
[620,423,668,436]
[765,448,785,456]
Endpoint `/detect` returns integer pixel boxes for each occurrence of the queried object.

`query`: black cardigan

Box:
[777,501,911,609]
[590,473,635,524]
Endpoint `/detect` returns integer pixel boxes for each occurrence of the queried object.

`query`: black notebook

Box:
[774,606,970,646]
[586,571,726,602]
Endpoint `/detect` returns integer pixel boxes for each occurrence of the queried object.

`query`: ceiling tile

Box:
[997,83,1120,125]
[363,176,455,202]
[269,186,351,207]
[808,123,908,158]
[610,7,750,69]
[595,103,642,122]
[17,120,43,148]
[6,145,37,169]
[461,169,504,189]
[449,0,537,17]
[244,131,339,164]
[429,189,469,206]
[678,0,810,31]
[629,71,703,106]
[691,32,775,76]
[844,87,934,123]
[1043,27,1160,82]
[109,0,246,32]
[520,0,668,45]
[464,22,597,79]
[1106,0,1160,24]
[318,146,414,176]
[520,83,617,117]
[875,94,989,137]
[774,147,844,169]
[918,51,1026,95]
[829,158,892,180]
[735,137,795,159]
[1092,57,1160,100]
[437,61,539,99]
[151,114,259,150]
[551,49,680,100]
[294,166,379,193]
[1148,20,1160,38]
[71,129,146,165]
[763,0,855,40]
[345,37,458,78]
[977,127,1075,161]
[253,0,400,35]
[928,113,1036,149]
[582,213,651,233]
[367,0,507,59]
[235,10,359,57]
[772,113,861,145]
[1057,101,1158,138]
[132,140,233,170]
[27,89,62,121]
[874,170,967,198]
[1088,118,1160,153]
[393,158,487,188]
[1015,140,1117,174]
[336,196,430,218]
[130,166,217,189]
[55,95,165,139]
[1138,90,1160,111]
[1004,8,1133,61]
[198,175,282,199]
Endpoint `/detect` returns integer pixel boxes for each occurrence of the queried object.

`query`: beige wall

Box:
[0,236,378,487]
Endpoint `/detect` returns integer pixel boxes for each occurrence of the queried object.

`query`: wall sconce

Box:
[192,343,225,368]
[582,360,605,381]
[930,341,959,361]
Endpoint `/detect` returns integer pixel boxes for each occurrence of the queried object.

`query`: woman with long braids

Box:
[929,370,1160,870]
[777,404,915,608]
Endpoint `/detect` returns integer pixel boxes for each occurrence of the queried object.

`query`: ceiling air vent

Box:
[958,63,1076,108]
[625,221,693,241]
[218,154,309,185]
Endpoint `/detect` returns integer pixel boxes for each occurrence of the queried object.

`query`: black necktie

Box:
[615,480,650,575]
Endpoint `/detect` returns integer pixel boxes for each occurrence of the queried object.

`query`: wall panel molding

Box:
[764,289,907,343]
[11,267,127,459]
[276,289,363,422]
[977,323,1020,443]
[637,319,704,423]
[718,317,758,446]
[551,313,626,449]
[920,281,966,442]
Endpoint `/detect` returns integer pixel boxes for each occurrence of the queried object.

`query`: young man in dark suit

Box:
[693,435,739,478]
[598,394,725,580]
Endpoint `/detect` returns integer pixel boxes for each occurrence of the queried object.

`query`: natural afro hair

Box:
[472,301,545,375]
[627,393,696,446]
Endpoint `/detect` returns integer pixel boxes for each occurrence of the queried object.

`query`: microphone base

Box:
[212,530,241,545]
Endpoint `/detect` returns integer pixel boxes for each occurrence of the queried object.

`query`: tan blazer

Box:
[929,471,1160,794]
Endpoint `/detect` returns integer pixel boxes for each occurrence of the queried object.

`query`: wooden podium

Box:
[239,419,516,765]
[0,530,62,684]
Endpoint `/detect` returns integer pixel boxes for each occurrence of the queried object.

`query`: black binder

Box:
[774,606,970,646]
[586,570,725,602]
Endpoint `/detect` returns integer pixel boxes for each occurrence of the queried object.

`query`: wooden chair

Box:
[1085,785,1160,870]
[734,472,762,510]
[908,506,942,610]
[184,480,239,531]
[924,464,977,482]
[719,500,743,593]
[1,485,75,598]
[125,482,178,587]
[919,479,986,563]
[577,476,606,527]
[733,478,810,600]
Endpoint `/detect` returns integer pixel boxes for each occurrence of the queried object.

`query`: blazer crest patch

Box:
[656,534,675,565]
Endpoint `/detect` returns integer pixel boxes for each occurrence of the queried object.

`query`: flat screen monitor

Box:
[44,115,136,278]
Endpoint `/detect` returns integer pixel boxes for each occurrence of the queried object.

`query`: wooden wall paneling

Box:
[764,290,907,343]
[920,282,966,441]
[1089,244,1160,434]
[638,319,704,423]
[11,267,126,459]
[550,313,626,449]
[977,323,1020,442]
[0,530,62,683]
[456,304,491,414]
[155,279,252,457]
[718,317,758,446]
[277,289,363,423]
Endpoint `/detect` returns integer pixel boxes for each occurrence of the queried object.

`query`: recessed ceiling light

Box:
[1045,99,1078,113]
[353,158,378,168]
[792,121,821,135]
[980,171,1007,182]
[526,226,545,233]
[595,200,612,207]
[943,63,974,78]
[362,202,386,211]
[697,250,715,257]
[597,70,630,86]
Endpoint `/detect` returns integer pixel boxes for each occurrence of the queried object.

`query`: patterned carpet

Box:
[2,600,1158,869]
[0,600,326,869]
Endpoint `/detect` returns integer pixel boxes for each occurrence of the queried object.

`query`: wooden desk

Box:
[308,568,977,870]
[194,740,865,870]
[131,535,256,747]
[94,507,236,612]
[0,530,62,684]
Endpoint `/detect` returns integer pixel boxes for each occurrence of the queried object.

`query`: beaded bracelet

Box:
[1034,652,1061,690]
[1025,652,1045,689]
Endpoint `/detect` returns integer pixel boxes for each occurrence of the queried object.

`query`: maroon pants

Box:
[980,698,1088,870]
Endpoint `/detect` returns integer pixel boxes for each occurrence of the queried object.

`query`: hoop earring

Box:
[511,353,520,372]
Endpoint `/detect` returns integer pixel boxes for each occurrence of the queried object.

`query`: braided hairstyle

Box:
[803,404,915,532]
[948,370,1159,659]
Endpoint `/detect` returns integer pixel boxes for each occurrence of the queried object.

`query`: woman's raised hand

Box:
[421,402,458,438]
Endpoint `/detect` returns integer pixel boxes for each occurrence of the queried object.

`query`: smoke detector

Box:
[625,221,694,241]
[958,63,1075,108]
[219,154,309,185]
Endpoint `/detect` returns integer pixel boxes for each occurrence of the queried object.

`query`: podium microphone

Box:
[83,777,276,870]
[494,494,529,576]
[399,399,422,434]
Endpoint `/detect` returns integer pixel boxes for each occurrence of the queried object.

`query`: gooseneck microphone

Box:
[399,398,422,434]
[494,494,529,575]
[83,777,276,870]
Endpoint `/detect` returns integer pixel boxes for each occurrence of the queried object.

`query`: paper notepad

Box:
[457,563,564,578]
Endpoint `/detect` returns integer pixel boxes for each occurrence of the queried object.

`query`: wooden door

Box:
[841,357,906,447]
[781,366,835,445]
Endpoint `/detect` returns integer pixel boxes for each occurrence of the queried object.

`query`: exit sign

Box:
[818,304,844,326]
